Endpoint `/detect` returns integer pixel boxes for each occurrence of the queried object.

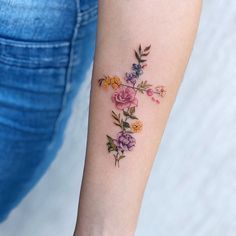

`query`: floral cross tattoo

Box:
[98,44,167,167]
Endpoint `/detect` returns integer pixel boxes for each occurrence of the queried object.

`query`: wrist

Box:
[74,223,135,236]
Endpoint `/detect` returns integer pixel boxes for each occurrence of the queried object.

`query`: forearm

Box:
[74,1,202,235]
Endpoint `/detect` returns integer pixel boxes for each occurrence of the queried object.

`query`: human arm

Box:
[74,0,202,235]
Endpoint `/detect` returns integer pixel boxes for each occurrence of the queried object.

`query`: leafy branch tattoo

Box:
[98,44,167,167]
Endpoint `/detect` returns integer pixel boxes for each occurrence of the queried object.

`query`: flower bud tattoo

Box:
[98,44,166,167]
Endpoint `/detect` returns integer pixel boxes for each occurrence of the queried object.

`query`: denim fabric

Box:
[0,0,98,222]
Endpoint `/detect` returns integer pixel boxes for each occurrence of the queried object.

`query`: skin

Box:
[74,1,202,235]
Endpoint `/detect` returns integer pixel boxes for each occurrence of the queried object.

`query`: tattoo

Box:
[98,44,166,167]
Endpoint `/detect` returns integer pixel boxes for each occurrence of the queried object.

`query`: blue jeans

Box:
[0,0,98,222]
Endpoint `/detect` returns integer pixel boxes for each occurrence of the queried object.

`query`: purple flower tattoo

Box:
[115,131,136,152]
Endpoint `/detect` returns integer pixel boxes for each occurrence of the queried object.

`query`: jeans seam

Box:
[0,55,68,68]
[78,4,98,26]
[47,0,81,147]
[0,37,70,48]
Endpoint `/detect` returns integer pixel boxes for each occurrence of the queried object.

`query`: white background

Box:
[0,0,236,235]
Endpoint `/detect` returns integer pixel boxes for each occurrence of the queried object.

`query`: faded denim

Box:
[0,0,98,222]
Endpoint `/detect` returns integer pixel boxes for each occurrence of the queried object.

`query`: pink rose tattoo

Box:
[98,44,167,167]
[111,87,138,110]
